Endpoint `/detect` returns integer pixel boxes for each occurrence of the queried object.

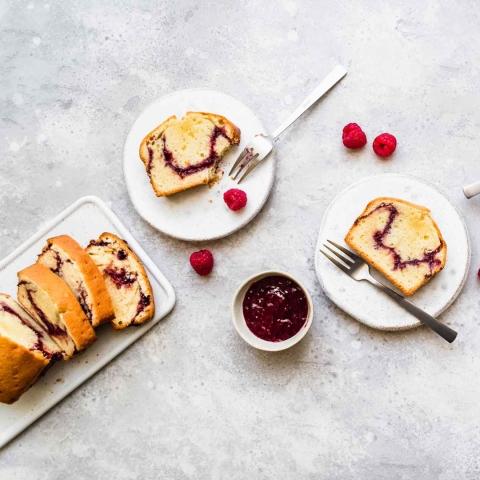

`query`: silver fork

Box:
[320,240,458,343]
[229,65,347,183]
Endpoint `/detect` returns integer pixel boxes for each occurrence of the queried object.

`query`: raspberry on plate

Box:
[223,188,247,211]
[190,249,214,276]
[342,123,367,149]
[373,133,397,158]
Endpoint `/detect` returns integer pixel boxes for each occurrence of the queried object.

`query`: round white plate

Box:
[315,173,470,331]
[123,89,275,241]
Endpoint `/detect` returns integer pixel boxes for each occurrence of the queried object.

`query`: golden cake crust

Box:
[0,335,48,404]
[39,235,114,327]
[345,197,447,296]
[17,264,96,351]
[139,111,241,197]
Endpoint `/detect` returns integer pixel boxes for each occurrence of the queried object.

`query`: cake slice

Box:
[37,235,114,327]
[0,293,62,404]
[86,232,155,329]
[17,264,96,357]
[139,111,241,196]
[345,197,447,296]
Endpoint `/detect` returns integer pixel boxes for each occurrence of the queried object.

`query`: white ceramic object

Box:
[0,196,175,449]
[232,271,313,351]
[315,174,470,331]
[123,89,275,241]
[463,180,480,199]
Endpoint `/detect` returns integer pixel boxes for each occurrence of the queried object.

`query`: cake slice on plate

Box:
[345,197,447,296]
[139,111,241,196]
[86,232,155,329]
[37,235,114,327]
[17,264,96,358]
[0,293,62,404]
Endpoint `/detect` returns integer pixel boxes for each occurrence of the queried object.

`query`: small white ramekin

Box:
[231,270,313,352]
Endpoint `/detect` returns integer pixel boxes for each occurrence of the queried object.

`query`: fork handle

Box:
[367,277,457,343]
[271,65,347,140]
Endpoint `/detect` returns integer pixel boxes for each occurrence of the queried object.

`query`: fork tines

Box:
[320,239,361,272]
[228,147,258,182]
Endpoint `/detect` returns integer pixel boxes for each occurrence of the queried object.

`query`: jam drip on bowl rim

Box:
[148,125,232,178]
[357,202,443,275]
[243,275,309,342]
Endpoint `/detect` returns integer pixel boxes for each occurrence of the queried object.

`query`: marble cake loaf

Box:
[139,111,241,196]
[345,197,447,296]
[86,232,155,329]
[37,235,114,327]
[0,293,63,404]
[17,264,96,358]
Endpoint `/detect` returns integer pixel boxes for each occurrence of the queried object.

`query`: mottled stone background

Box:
[1,1,480,479]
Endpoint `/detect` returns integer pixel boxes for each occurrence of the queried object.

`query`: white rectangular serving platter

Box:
[0,196,175,449]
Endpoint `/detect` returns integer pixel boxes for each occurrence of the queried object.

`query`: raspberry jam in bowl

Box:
[232,271,313,351]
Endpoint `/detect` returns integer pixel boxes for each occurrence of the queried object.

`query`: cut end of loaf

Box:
[17,264,96,355]
[86,232,155,329]
[0,293,63,404]
[37,235,114,327]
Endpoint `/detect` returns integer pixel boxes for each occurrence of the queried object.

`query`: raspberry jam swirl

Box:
[104,265,137,288]
[18,281,68,338]
[243,275,309,342]
[358,202,443,275]
[0,302,58,360]
[147,126,232,178]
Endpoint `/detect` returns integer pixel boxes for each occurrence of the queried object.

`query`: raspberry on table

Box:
[373,133,397,158]
[223,188,247,211]
[342,123,367,149]
[190,249,214,276]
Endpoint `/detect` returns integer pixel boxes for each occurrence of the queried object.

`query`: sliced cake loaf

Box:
[17,264,96,358]
[86,232,155,329]
[345,197,447,296]
[139,111,241,196]
[37,235,114,327]
[0,293,62,404]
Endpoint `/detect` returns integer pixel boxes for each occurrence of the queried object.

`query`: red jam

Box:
[18,281,67,338]
[104,265,137,288]
[243,275,309,342]
[0,302,58,360]
[359,202,443,275]
[147,126,232,178]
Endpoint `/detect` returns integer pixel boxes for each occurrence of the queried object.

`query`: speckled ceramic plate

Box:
[123,89,275,241]
[0,196,175,449]
[315,174,470,331]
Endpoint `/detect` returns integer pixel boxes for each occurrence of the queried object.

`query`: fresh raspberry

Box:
[477,268,480,279]
[373,133,397,158]
[342,123,367,149]
[189,249,214,276]
[223,188,247,211]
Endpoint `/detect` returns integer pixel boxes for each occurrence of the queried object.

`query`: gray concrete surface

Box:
[1,1,480,478]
